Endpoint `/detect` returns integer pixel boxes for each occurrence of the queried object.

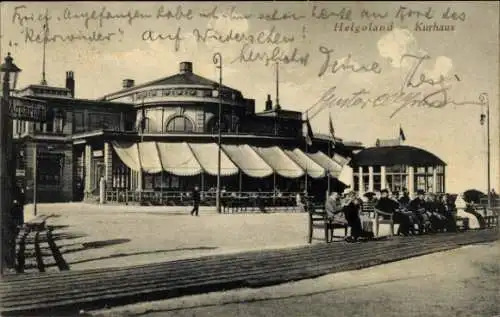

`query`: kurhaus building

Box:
[12,61,364,205]
[11,61,446,205]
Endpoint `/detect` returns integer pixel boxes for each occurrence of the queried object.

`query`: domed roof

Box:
[100,62,242,101]
[352,145,446,166]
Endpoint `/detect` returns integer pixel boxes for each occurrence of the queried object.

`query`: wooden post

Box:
[239,170,242,195]
[33,143,38,216]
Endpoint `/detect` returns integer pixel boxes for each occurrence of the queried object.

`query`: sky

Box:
[1,1,499,193]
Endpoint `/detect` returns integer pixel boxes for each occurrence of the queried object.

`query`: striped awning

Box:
[222,144,273,178]
[138,142,163,174]
[188,143,239,176]
[284,148,325,179]
[112,141,141,172]
[332,153,350,166]
[112,142,336,180]
[252,146,304,178]
[307,151,343,177]
[156,142,203,176]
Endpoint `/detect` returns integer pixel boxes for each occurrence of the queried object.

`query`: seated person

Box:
[425,193,447,232]
[408,190,428,232]
[342,191,374,242]
[455,194,482,230]
[376,189,413,235]
[439,194,457,232]
[326,192,346,222]
[398,188,411,209]
[464,202,486,229]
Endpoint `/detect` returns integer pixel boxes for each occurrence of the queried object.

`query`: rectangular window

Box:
[88,113,120,131]
[144,175,154,190]
[373,175,381,191]
[353,175,359,192]
[37,153,63,185]
[74,111,85,132]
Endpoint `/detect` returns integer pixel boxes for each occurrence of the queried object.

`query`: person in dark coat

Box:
[342,191,373,242]
[425,193,447,232]
[439,194,457,232]
[409,190,428,232]
[12,184,25,235]
[376,189,413,235]
[190,186,200,216]
[399,188,411,209]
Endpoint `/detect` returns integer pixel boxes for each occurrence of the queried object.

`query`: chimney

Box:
[122,79,135,89]
[265,94,273,111]
[65,71,75,98]
[179,61,193,73]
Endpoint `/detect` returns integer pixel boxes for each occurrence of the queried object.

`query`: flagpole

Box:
[41,11,48,85]
[305,141,308,194]
[327,138,331,195]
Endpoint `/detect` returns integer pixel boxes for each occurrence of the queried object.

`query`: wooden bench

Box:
[373,209,395,237]
[308,204,348,243]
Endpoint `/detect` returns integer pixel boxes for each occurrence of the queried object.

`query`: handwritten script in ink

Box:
[312,53,481,118]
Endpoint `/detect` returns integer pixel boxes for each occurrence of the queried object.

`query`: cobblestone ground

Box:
[90,241,500,317]
[24,203,391,271]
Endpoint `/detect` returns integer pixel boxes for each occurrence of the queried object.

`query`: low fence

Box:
[103,189,305,212]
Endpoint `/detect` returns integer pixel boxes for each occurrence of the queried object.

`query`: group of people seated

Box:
[324,189,374,242]
[322,188,460,242]
[373,189,458,236]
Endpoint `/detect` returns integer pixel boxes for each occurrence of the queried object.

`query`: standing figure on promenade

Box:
[190,185,200,216]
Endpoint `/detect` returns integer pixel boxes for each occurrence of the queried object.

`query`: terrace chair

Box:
[308,204,348,243]
[483,206,499,228]
[373,208,394,237]
[362,201,376,218]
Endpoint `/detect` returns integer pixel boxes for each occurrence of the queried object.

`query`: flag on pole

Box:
[329,114,336,148]
[399,125,406,142]
[305,116,314,146]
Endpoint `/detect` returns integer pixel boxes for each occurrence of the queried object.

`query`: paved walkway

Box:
[0,229,497,316]
[18,204,337,272]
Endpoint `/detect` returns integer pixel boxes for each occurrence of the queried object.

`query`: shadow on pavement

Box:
[48,225,70,230]
[49,232,88,241]
[67,246,219,265]
[82,239,131,249]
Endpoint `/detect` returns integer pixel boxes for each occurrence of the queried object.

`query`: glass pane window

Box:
[416,166,426,174]
[373,175,381,191]
[166,116,194,132]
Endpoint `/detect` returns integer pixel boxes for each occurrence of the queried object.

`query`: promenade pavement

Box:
[22,202,376,271]
[89,241,500,317]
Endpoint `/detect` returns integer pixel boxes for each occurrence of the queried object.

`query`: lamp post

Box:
[479,93,491,209]
[213,52,223,213]
[0,52,22,275]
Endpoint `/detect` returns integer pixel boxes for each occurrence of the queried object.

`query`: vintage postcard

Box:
[0,1,498,316]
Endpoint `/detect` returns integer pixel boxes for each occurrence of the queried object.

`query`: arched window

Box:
[166,116,194,132]
[206,116,230,133]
